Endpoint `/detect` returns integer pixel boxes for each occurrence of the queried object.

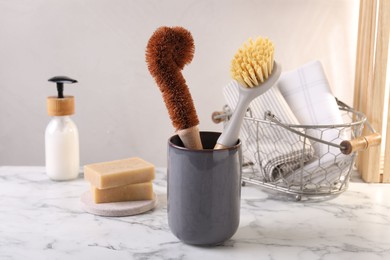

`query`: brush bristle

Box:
[231,37,274,88]
[145,26,199,130]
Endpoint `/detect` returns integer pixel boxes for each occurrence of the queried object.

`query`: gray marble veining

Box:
[0,166,389,259]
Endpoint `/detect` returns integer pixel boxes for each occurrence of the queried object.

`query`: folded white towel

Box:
[277,60,348,161]
[223,80,314,181]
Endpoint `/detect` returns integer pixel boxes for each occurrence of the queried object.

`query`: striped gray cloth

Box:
[223,80,314,181]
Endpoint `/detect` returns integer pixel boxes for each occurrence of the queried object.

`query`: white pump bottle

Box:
[45,76,80,180]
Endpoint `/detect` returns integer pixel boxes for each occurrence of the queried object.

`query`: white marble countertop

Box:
[1,166,390,260]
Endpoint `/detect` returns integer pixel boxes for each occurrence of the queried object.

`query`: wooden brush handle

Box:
[176,125,202,150]
[340,133,381,155]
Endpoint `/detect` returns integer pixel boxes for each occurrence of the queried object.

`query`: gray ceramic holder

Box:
[168,131,242,246]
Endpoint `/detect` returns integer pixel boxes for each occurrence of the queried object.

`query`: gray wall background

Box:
[0,0,358,167]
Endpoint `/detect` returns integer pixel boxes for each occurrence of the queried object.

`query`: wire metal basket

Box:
[212,99,381,201]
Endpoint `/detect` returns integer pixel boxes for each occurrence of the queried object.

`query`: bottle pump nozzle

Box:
[48,76,77,98]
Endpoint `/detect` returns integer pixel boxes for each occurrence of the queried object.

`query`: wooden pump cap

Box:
[47,96,75,116]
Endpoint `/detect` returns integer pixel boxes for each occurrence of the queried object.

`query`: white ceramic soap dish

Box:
[81,191,157,217]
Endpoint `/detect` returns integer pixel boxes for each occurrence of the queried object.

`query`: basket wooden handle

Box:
[212,111,224,124]
[340,133,381,155]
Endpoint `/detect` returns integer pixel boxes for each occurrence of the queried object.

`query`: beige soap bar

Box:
[91,182,154,203]
[84,157,155,189]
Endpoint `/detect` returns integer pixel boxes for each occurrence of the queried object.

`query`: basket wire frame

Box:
[216,99,370,201]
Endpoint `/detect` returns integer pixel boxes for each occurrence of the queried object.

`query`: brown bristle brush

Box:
[145,26,202,149]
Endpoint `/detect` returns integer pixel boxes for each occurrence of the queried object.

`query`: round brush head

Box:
[145,26,199,131]
[231,37,275,88]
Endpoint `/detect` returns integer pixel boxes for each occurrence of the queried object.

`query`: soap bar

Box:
[91,182,154,203]
[84,157,155,189]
